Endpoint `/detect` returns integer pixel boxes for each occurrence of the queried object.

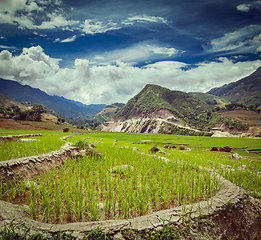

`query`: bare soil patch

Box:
[220,110,261,126]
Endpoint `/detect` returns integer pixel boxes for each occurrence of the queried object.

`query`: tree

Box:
[32,105,45,121]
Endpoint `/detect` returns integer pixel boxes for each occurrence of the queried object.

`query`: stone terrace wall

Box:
[0,134,42,142]
[0,142,75,183]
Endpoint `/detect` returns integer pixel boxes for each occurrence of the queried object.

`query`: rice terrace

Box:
[0,128,261,239]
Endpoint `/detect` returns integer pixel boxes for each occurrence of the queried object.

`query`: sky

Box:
[0,0,261,105]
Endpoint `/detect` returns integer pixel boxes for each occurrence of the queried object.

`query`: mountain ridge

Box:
[0,78,106,119]
[207,67,261,105]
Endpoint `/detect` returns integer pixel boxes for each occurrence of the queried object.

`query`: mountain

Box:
[114,84,212,122]
[0,79,106,119]
[102,84,213,135]
[207,67,261,105]
[190,92,230,107]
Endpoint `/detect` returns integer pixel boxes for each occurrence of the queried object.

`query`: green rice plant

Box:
[0,134,65,161]
[54,180,61,220]
[29,180,37,220]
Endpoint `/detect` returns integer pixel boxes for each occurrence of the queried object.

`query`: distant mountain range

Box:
[0,66,260,123]
[0,79,106,119]
[207,67,261,105]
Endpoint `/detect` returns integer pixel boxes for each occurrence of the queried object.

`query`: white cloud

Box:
[237,4,250,12]
[61,35,77,43]
[147,45,178,56]
[81,15,168,35]
[0,46,260,105]
[81,19,121,35]
[0,45,18,50]
[237,1,261,12]
[124,15,168,24]
[0,0,79,30]
[89,43,179,66]
[207,25,261,54]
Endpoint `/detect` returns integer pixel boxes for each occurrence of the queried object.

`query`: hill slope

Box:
[0,94,28,110]
[207,67,261,105]
[191,92,230,107]
[102,84,214,134]
[0,79,106,119]
[93,103,124,124]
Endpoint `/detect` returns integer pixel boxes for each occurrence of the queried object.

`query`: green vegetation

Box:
[0,132,65,161]
[191,92,229,106]
[0,104,45,121]
[1,130,261,227]
[1,142,218,223]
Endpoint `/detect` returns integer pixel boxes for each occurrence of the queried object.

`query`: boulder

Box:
[180,145,185,150]
[158,151,166,154]
[90,143,96,148]
[211,146,232,152]
[132,147,139,151]
[149,147,160,153]
[63,128,69,132]
[232,153,242,159]
[163,144,171,149]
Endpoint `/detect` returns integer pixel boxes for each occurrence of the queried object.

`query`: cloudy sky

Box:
[0,0,261,104]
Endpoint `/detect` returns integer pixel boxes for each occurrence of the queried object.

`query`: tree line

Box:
[0,104,45,121]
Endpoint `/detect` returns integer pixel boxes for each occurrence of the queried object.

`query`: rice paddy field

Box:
[0,129,261,224]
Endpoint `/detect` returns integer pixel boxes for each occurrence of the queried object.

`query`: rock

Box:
[184,148,192,151]
[163,144,171,149]
[100,138,103,141]
[20,139,39,141]
[114,140,118,142]
[211,146,232,152]
[90,143,96,148]
[113,142,117,145]
[171,145,177,149]
[149,147,159,153]
[63,128,69,132]
[132,147,139,151]
[158,151,166,154]
[232,153,242,159]
[113,232,124,240]
[85,149,102,158]
[180,145,185,150]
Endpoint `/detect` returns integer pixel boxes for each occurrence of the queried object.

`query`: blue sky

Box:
[0,0,261,104]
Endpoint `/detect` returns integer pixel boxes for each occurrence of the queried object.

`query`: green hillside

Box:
[115,84,213,129]
[207,67,261,105]
[191,92,230,106]
[92,103,125,124]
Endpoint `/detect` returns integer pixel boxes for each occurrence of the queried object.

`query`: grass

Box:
[0,132,66,161]
[0,129,261,225]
